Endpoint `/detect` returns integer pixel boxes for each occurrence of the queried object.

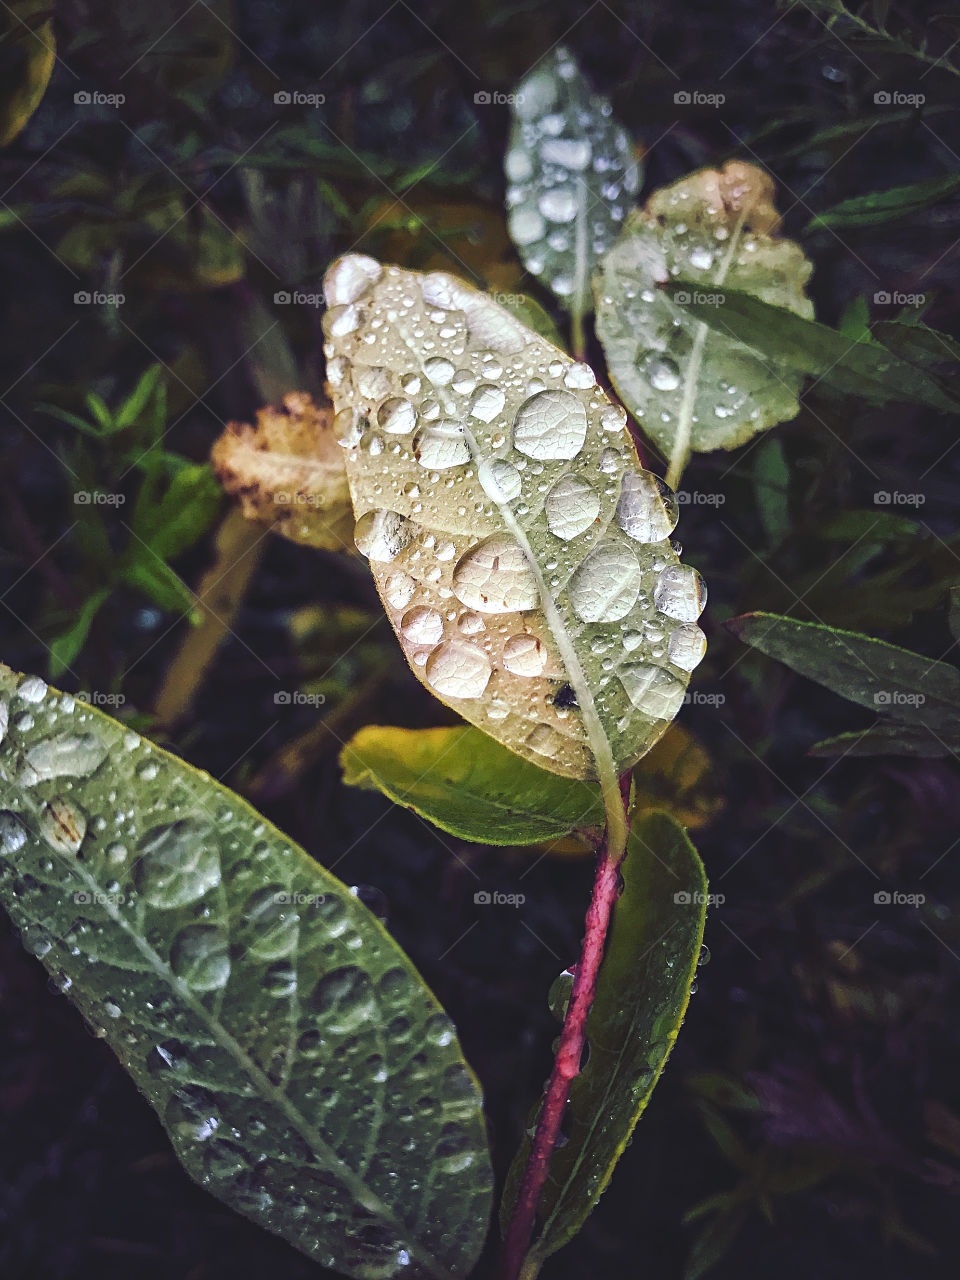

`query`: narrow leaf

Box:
[594,162,814,485]
[499,811,708,1263]
[341,724,604,845]
[667,283,960,414]
[805,172,960,231]
[0,666,493,1279]
[322,255,707,785]
[505,46,640,316]
[871,320,960,374]
[212,392,355,552]
[49,588,110,678]
[809,725,951,758]
[726,612,960,736]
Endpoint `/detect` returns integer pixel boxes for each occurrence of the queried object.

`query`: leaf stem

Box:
[499,771,632,1280]
[570,302,586,363]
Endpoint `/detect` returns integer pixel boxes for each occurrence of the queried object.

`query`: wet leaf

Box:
[212,392,355,552]
[340,724,604,845]
[499,811,708,1264]
[322,254,707,784]
[727,612,960,741]
[505,46,640,318]
[871,320,960,374]
[667,283,960,415]
[594,162,814,485]
[0,665,493,1279]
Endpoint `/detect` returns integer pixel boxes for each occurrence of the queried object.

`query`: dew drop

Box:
[513,389,588,461]
[568,544,642,622]
[425,641,492,700]
[354,510,415,562]
[452,536,539,613]
[616,470,679,543]
[544,473,600,541]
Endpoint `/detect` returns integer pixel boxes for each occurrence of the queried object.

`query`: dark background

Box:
[1,1,960,1277]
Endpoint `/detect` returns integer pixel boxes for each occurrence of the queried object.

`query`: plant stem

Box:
[499,771,632,1280]
[570,302,586,362]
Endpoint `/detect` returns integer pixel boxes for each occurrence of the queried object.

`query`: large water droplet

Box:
[241,886,299,959]
[133,818,221,908]
[619,664,687,719]
[324,254,382,306]
[310,965,376,1034]
[377,398,417,434]
[468,384,506,423]
[171,924,230,991]
[654,565,707,621]
[508,205,545,246]
[477,458,522,503]
[40,798,86,855]
[413,419,471,469]
[541,137,591,169]
[544,473,600,541]
[400,606,444,646]
[513,389,588,461]
[425,640,492,700]
[616,470,679,543]
[384,572,417,609]
[568,544,641,622]
[423,356,455,386]
[502,634,547,677]
[22,732,108,782]
[452,536,539,613]
[638,353,681,391]
[354,510,415,562]
[667,623,707,671]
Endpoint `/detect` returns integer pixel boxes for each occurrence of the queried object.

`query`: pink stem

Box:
[499,772,632,1280]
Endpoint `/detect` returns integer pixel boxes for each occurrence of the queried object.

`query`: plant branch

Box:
[499,770,633,1280]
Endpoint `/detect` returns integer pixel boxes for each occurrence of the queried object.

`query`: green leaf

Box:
[120,557,197,616]
[494,291,565,350]
[113,364,165,431]
[499,811,707,1265]
[837,295,871,341]
[809,724,950,758]
[48,589,110,678]
[505,46,640,318]
[133,462,223,562]
[871,320,960,374]
[594,162,814,486]
[666,283,960,415]
[0,665,493,1278]
[805,172,960,231]
[726,612,960,738]
[340,725,604,845]
[752,437,790,550]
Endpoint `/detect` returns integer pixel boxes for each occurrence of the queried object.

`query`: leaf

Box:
[131,462,223,563]
[593,162,814,485]
[0,665,493,1279]
[809,724,950,758]
[322,254,707,785]
[726,612,960,739]
[114,364,166,431]
[837,295,871,341]
[666,283,960,415]
[950,586,960,643]
[505,46,640,318]
[499,811,708,1265]
[494,291,564,349]
[0,14,55,147]
[212,392,355,552]
[752,436,790,550]
[805,172,960,231]
[48,589,110,678]
[341,724,604,846]
[871,320,960,374]
[120,556,197,616]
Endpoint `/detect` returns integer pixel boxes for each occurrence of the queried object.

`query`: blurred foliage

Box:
[1,1,960,1279]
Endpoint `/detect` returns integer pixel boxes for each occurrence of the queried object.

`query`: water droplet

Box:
[413,419,471,469]
[451,368,477,394]
[326,304,360,337]
[638,353,681,392]
[18,676,47,704]
[377,398,417,434]
[541,136,592,169]
[0,812,27,854]
[310,965,376,1034]
[171,924,230,991]
[354,510,416,562]
[667,624,707,671]
[323,254,382,306]
[616,470,679,543]
[452,536,539,613]
[241,886,300,959]
[384,572,417,610]
[619,664,687,719]
[600,404,627,432]
[654,565,707,621]
[22,922,53,958]
[513,389,588,461]
[166,1084,221,1144]
[689,245,714,270]
[568,544,641,622]
[423,356,455,386]
[133,818,221,908]
[508,205,545,246]
[477,458,522,503]
[526,723,563,759]
[539,186,578,222]
[19,732,107,783]
[425,641,492,700]
[563,361,595,389]
[400,606,444,646]
[545,473,600,541]
[468,384,506,423]
[502,634,547,677]
[350,883,389,923]
[39,798,86,855]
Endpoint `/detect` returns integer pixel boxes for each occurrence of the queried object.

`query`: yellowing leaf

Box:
[322,253,707,824]
[211,392,355,551]
[0,16,54,148]
[506,46,640,318]
[593,161,814,486]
